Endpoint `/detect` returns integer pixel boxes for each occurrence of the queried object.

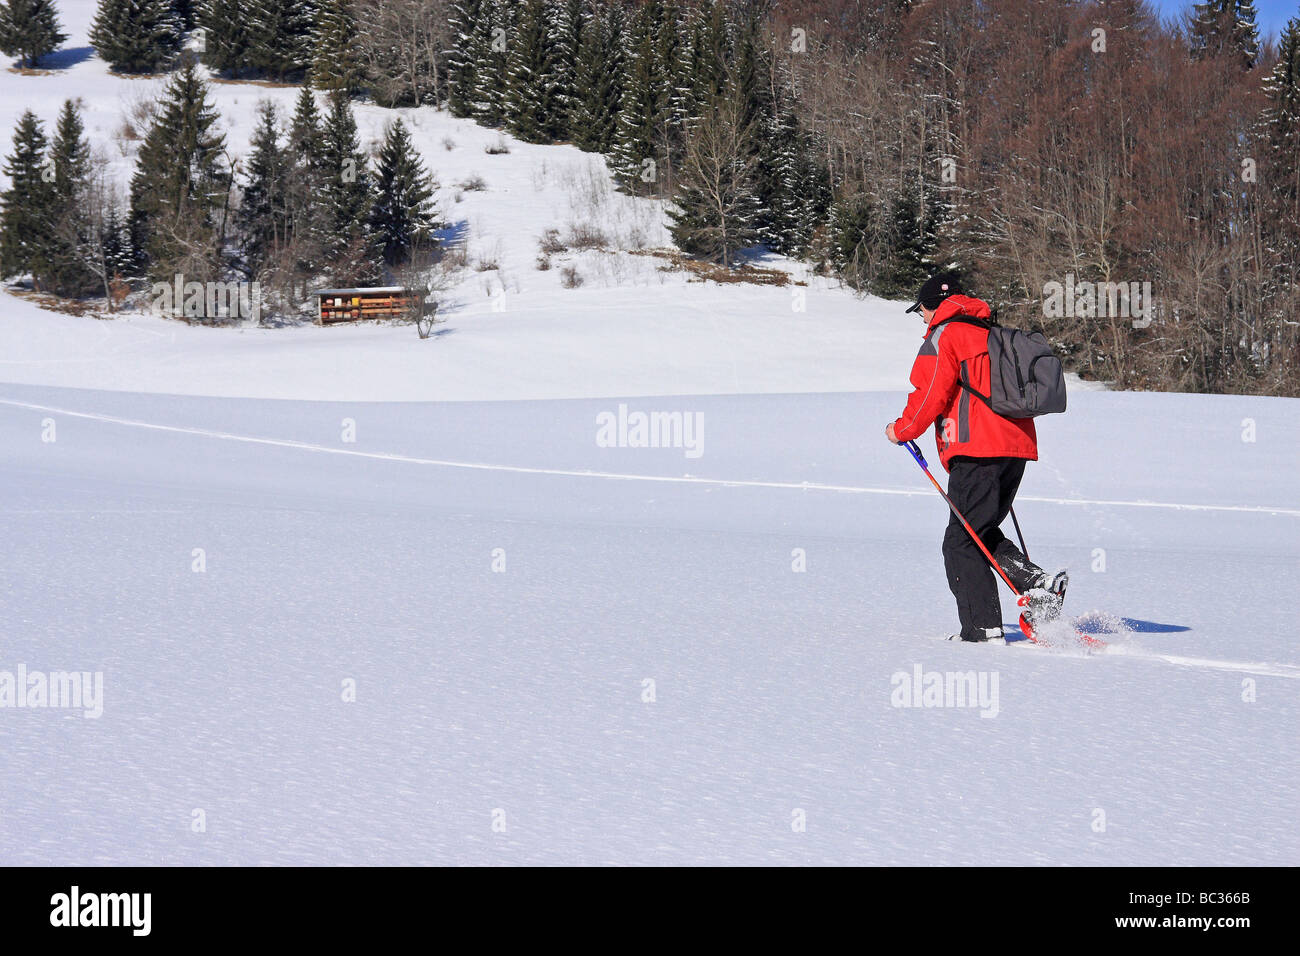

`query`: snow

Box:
[1,381,1296,865]
[0,4,1295,866]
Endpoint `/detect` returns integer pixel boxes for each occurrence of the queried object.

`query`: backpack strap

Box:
[958,363,995,410]
[929,315,994,333]
[927,315,997,409]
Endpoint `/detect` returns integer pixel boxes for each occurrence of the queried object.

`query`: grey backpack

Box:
[944,317,1067,418]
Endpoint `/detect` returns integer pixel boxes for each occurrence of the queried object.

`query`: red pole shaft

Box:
[914,458,1023,599]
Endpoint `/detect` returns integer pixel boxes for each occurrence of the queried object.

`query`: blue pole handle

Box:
[902,440,928,469]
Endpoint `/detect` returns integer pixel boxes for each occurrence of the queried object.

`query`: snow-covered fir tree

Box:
[0,0,66,68]
[47,99,97,296]
[611,0,668,192]
[50,92,89,178]
[470,0,511,125]
[651,0,687,175]
[0,110,55,285]
[689,0,731,109]
[369,118,440,266]
[504,0,562,143]
[826,193,878,292]
[127,62,229,281]
[246,0,316,81]
[171,0,196,29]
[570,1,624,153]
[284,86,327,290]
[320,91,381,284]
[757,85,830,257]
[311,0,362,93]
[447,0,487,118]
[196,0,251,75]
[1262,16,1300,284]
[1189,0,1259,68]
[99,206,133,281]
[549,0,587,139]
[239,101,290,278]
[727,7,768,136]
[89,0,182,74]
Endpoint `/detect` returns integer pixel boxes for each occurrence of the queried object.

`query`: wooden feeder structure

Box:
[313,287,422,325]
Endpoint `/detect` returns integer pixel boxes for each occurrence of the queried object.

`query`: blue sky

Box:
[1149,0,1297,41]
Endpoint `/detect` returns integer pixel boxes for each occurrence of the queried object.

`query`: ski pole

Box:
[901,441,1099,648]
[901,440,1022,598]
[901,439,1044,641]
[1009,505,1029,560]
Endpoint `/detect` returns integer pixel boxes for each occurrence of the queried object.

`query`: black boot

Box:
[1022,570,1069,625]
[992,539,1043,592]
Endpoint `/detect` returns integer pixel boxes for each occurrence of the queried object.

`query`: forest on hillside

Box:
[1,0,1298,395]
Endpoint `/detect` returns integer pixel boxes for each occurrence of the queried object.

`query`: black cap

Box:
[905,273,962,313]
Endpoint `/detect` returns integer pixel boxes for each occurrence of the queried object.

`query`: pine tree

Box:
[311,0,362,93]
[239,100,289,277]
[47,99,98,296]
[612,0,667,192]
[1263,16,1300,284]
[0,0,66,68]
[827,193,882,293]
[447,0,486,118]
[0,110,55,285]
[671,5,706,126]
[549,0,586,139]
[757,87,829,257]
[172,0,196,29]
[1190,0,1259,69]
[100,206,133,280]
[469,0,510,125]
[570,2,624,153]
[246,0,316,81]
[876,189,932,296]
[285,86,327,289]
[128,62,230,281]
[50,100,90,210]
[197,0,251,75]
[690,0,731,108]
[651,0,686,175]
[504,0,562,142]
[287,86,324,170]
[727,7,769,136]
[320,91,381,283]
[89,0,182,74]
[370,118,440,266]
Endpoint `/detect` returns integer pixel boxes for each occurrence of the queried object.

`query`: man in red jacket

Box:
[885,274,1065,642]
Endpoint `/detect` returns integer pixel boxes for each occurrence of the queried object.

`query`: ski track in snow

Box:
[4,396,1298,519]
[1103,645,1300,680]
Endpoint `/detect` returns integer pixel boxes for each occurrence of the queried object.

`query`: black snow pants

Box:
[943,456,1044,641]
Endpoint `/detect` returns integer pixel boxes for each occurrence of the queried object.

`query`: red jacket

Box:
[891,294,1038,469]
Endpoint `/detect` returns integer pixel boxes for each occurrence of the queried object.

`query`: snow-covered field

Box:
[1,382,1296,865]
[1,3,1296,866]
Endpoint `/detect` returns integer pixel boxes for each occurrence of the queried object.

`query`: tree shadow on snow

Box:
[435,220,469,246]
[35,47,96,71]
